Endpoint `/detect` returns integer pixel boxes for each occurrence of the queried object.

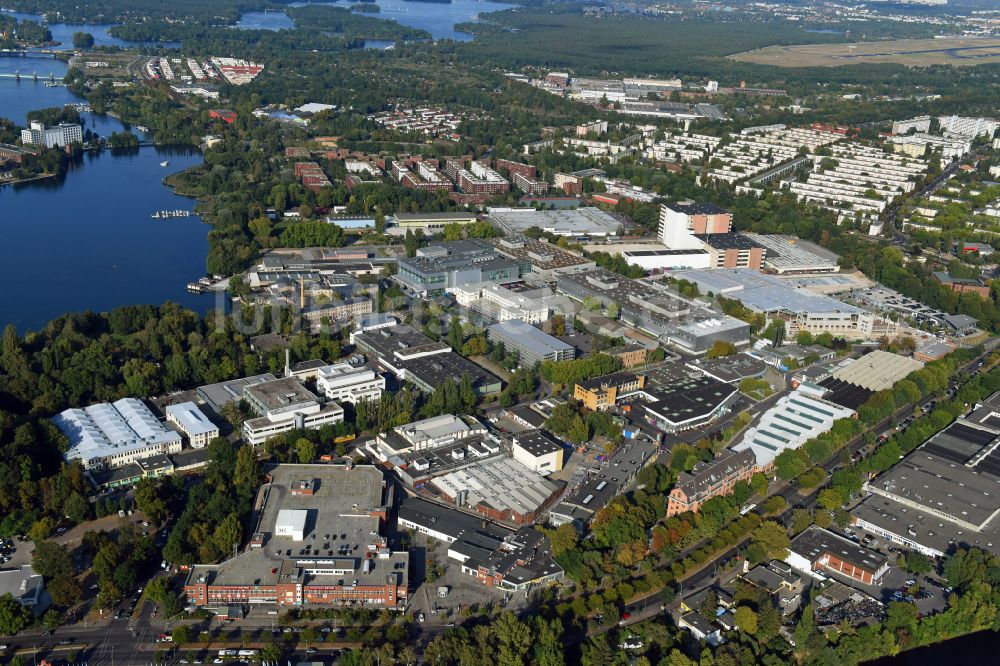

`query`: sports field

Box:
[729,37,1000,67]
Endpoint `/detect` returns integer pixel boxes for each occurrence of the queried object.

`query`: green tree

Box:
[295,438,317,464]
[0,593,32,635]
[750,521,790,561]
[733,606,758,635]
[817,488,845,511]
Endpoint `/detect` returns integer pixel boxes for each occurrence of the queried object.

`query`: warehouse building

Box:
[197,373,278,413]
[512,430,565,475]
[54,398,183,471]
[732,385,855,469]
[489,207,623,237]
[639,374,738,433]
[853,395,1000,558]
[492,235,596,282]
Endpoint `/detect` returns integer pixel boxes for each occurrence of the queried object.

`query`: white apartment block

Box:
[891,133,970,160]
[315,363,386,404]
[704,127,841,184]
[785,143,928,223]
[53,398,183,471]
[937,115,1000,139]
[644,132,721,163]
[891,116,932,135]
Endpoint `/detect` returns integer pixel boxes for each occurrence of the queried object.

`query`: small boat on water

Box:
[151,209,191,219]
[160,161,169,167]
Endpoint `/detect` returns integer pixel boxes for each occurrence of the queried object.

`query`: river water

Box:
[1,9,179,49]
[0,57,212,331]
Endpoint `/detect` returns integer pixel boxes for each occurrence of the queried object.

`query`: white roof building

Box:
[733,386,856,468]
[53,398,183,470]
[165,402,219,448]
[275,509,308,541]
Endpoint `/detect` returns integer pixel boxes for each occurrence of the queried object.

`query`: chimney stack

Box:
[285,348,291,378]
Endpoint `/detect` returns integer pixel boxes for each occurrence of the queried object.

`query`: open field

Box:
[729,37,1000,67]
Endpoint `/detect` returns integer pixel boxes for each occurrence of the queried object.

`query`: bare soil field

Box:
[729,37,1000,67]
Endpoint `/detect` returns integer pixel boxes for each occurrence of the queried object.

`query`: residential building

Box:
[511,430,564,476]
[666,448,757,516]
[487,319,576,366]
[743,560,804,615]
[20,121,83,148]
[512,172,549,195]
[184,464,408,609]
[164,402,219,449]
[446,159,510,195]
[53,398,183,471]
[553,173,583,195]
[395,240,529,296]
[937,115,1000,138]
[241,377,344,447]
[786,526,889,586]
[678,613,724,646]
[573,372,646,411]
[315,363,385,404]
[891,116,932,134]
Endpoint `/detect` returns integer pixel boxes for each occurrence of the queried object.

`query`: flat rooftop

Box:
[791,526,887,573]
[197,373,278,412]
[244,377,320,412]
[188,464,404,589]
[165,402,217,436]
[671,268,863,315]
[490,207,622,236]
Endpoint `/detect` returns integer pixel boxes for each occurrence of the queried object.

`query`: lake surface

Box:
[1,10,180,49]
[867,629,998,665]
[280,0,516,41]
[0,63,213,332]
[237,10,296,31]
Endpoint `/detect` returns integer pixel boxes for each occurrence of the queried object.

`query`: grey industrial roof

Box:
[790,526,887,574]
[672,268,863,315]
[490,207,622,235]
[663,201,728,216]
[197,373,278,411]
[165,402,218,436]
[489,320,575,356]
[513,430,563,457]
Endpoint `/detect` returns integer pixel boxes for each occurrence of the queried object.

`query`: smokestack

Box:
[285,348,291,378]
[300,276,306,310]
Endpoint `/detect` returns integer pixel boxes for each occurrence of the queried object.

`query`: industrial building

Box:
[369,414,487,463]
[787,526,889,586]
[489,207,623,237]
[671,269,897,340]
[389,212,477,234]
[394,239,529,296]
[666,448,757,517]
[353,325,502,397]
[732,384,855,469]
[164,402,219,449]
[451,282,550,324]
[184,464,409,610]
[53,398,183,471]
[197,373,278,413]
[639,374,739,432]
[511,430,565,475]
[738,234,840,274]
[397,498,563,591]
[315,362,386,404]
[241,377,345,447]
[491,235,596,282]
[0,565,47,613]
[853,393,1000,558]
[487,320,576,366]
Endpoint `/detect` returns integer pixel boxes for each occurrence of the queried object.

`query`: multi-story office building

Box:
[451,282,550,323]
[394,240,529,296]
[666,449,757,516]
[20,121,83,148]
[487,319,575,366]
[53,398,182,470]
[315,363,385,404]
[241,377,344,447]
[659,201,733,247]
